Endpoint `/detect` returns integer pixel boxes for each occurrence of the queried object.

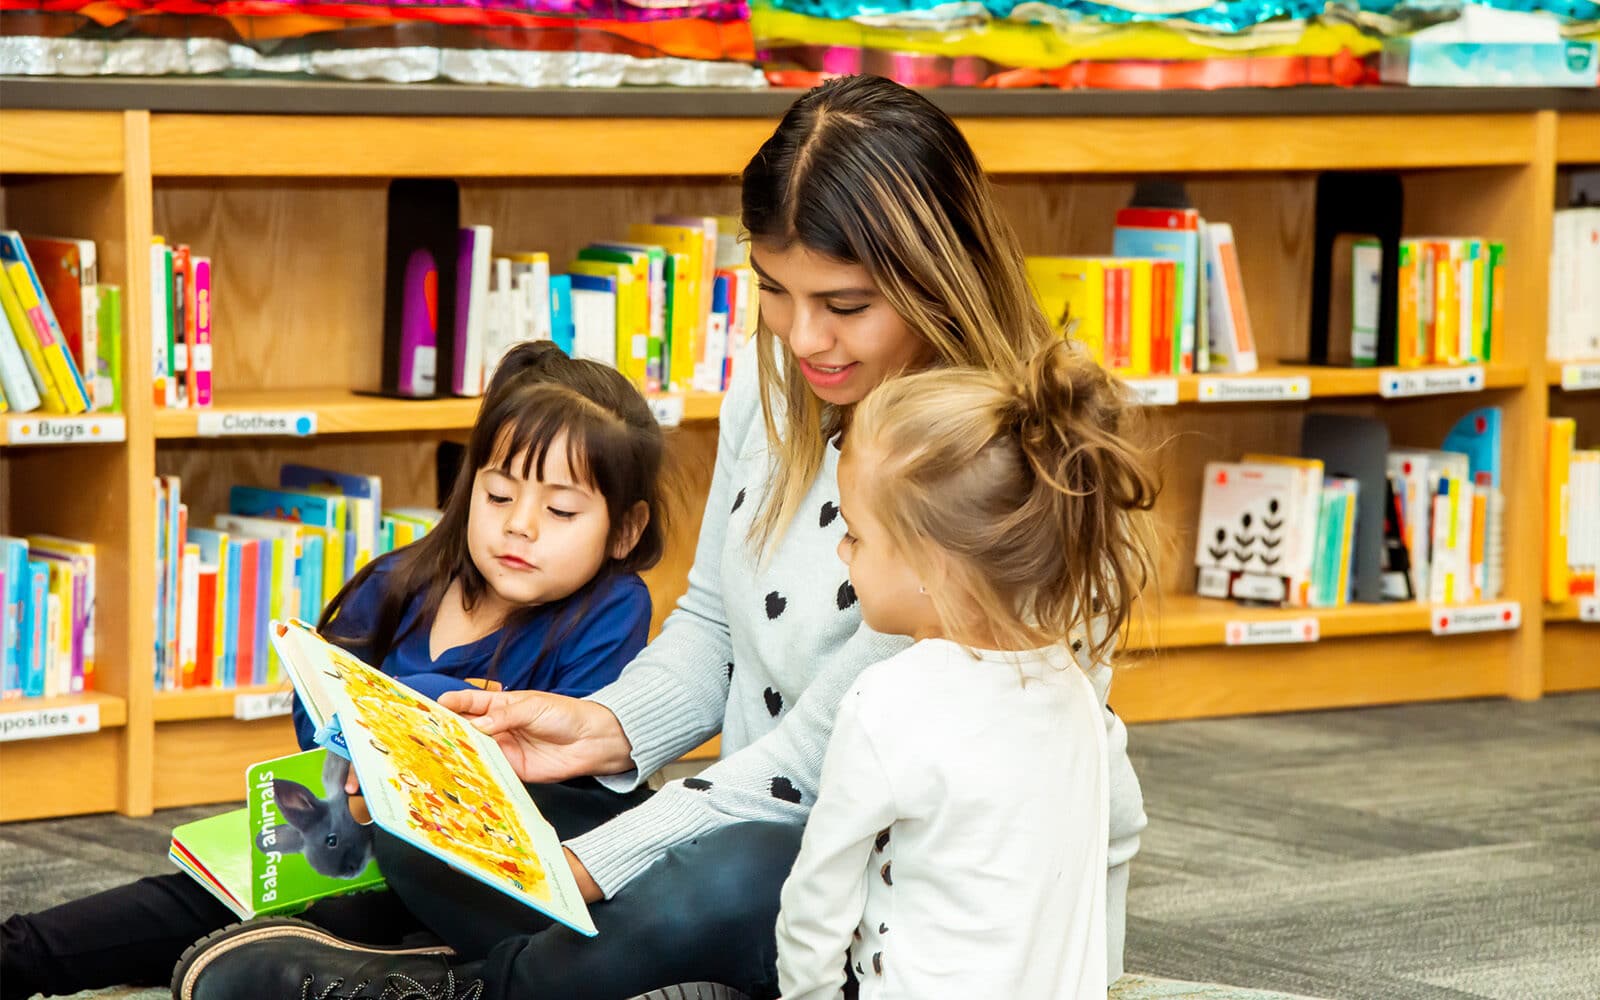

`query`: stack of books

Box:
[1026,207,1256,376]
[1194,408,1505,608]
[153,466,441,691]
[0,231,120,415]
[1547,418,1598,602]
[1549,206,1600,362]
[452,215,758,397]
[150,237,214,410]
[1,535,96,699]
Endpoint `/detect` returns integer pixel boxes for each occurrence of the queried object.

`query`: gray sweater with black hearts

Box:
[569,348,1147,955]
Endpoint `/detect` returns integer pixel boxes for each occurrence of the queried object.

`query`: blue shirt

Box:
[292,554,652,749]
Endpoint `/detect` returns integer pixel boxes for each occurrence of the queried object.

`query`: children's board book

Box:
[169,747,385,920]
[268,618,597,936]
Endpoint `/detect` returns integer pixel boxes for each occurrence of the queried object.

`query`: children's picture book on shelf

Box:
[170,747,385,920]
[268,618,597,936]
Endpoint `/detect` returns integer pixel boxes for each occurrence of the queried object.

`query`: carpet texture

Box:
[6,693,1598,999]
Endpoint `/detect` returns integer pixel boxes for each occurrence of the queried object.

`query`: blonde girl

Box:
[777,340,1157,999]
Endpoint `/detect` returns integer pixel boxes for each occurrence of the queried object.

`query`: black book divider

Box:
[367,178,460,399]
[1301,413,1392,604]
[1304,172,1405,368]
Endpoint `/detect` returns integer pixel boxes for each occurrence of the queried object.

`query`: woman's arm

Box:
[562,622,904,897]
[776,689,898,1000]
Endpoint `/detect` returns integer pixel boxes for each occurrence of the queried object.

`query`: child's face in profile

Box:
[836,447,942,642]
[468,433,613,613]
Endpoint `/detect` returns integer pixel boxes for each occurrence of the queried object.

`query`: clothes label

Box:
[1198,376,1310,403]
[1379,366,1484,398]
[197,411,318,437]
[1224,618,1320,646]
[6,416,126,445]
[0,703,101,742]
[1579,596,1600,623]
[1431,601,1521,635]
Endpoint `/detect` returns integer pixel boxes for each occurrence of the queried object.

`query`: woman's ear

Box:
[609,500,651,560]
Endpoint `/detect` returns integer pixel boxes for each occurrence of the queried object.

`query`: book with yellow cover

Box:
[270,619,596,936]
[0,259,67,413]
[628,224,705,392]
[1546,418,1574,602]
[1026,257,1107,367]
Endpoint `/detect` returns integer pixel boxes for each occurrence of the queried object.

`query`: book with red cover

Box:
[235,538,261,687]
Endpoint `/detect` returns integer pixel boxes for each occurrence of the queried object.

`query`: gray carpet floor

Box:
[3,694,1597,999]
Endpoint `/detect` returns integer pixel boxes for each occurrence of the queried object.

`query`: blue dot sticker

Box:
[295,416,313,436]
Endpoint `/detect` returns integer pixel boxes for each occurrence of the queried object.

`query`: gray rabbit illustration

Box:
[255,751,373,879]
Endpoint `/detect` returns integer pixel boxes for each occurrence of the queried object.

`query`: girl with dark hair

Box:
[0,341,667,1000]
[170,74,1148,1000]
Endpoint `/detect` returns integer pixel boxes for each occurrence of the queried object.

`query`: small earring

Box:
[918,586,927,595]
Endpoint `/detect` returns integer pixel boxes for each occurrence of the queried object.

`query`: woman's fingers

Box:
[438,687,496,717]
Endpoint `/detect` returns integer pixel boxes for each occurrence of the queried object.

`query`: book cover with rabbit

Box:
[249,748,384,912]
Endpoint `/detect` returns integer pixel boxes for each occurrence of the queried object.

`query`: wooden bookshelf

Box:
[1,93,1594,819]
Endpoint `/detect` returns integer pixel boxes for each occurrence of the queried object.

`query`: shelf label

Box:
[0,703,101,742]
[6,415,126,446]
[1125,378,1179,407]
[1431,601,1521,636]
[1225,618,1320,646]
[1561,363,1600,392]
[648,396,684,428]
[234,690,295,721]
[197,411,318,437]
[1580,596,1600,623]
[1198,376,1310,403]
[1379,366,1484,398]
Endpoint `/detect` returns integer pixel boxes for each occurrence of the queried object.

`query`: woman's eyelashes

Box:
[828,303,868,317]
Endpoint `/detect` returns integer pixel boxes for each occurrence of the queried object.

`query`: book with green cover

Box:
[169,748,384,920]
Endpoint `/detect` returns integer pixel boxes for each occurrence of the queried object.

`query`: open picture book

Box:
[169,619,597,936]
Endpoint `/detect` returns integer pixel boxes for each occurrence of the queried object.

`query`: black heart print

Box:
[766,592,787,619]
[764,687,784,717]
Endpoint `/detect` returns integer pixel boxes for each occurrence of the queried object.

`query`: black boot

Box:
[171,918,480,1000]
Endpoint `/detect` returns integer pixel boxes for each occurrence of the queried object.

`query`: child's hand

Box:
[344,767,372,824]
[439,689,634,784]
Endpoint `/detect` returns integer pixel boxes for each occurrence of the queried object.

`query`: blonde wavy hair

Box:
[739,74,1054,553]
[845,340,1159,662]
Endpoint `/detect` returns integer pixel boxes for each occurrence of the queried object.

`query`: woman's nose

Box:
[787,307,832,358]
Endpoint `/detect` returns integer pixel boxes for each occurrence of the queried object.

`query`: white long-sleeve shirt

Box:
[776,639,1109,1000]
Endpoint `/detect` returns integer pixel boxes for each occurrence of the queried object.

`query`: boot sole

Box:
[170,917,455,1000]
[627,987,749,1000]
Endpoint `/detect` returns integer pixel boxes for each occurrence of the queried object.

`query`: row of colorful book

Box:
[0,535,96,700]
[1546,418,1599,602]
[453,216,758,398]
[151,238,215,410]
[0,230,121,416]
[1373,236,1507,368]
[1026,207,1256,377]
[1549,205,1600,362]
[1195,408,1505,609]
[154,467,441,691]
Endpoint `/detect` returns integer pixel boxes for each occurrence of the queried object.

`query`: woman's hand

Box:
[438,689,635,784]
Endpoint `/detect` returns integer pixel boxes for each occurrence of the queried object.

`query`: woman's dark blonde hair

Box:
[845,339,1159,662]
[740,74,1054,553]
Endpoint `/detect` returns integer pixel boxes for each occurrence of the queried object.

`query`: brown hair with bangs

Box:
[319,341,664,675]
[846,339,1158,663]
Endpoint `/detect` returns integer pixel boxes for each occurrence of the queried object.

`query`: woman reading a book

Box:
[0,342,670,1000]
[169,75,1150,1000]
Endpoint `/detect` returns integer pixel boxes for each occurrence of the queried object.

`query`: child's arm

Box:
[776,688,897,1000]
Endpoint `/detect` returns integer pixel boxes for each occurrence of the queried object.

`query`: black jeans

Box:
[2,779,803,1000]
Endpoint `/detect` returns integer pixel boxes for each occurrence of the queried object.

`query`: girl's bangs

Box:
[481,390,614,490]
